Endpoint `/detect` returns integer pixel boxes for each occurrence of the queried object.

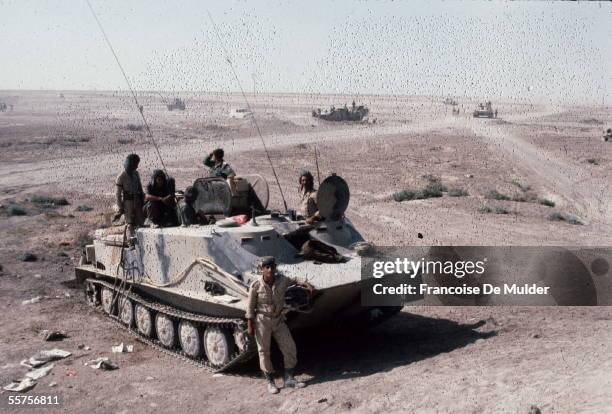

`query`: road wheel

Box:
[84,280,98,307]
[203,327,235,367]
[155,313,176,348]
[179,321,201,358]
[135,304,153,337]
[119,297,134,327]
[101,287,115,315]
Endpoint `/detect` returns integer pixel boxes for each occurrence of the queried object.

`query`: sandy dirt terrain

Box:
[0,91,611,413]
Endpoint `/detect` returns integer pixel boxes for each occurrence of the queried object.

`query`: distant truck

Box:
[167,98,186,111]
[473,101,497,119]
[229,108,253,119]
[312,102,369,122]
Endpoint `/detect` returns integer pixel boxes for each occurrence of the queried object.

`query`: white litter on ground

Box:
[24,363,54,380]
[21,296,42,305]
[3,378,37,392]
[111,343,133,353]
[21,349,71,368]
[87,357,118,370]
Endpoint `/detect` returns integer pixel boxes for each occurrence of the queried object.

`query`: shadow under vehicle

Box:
[75,174,406,372]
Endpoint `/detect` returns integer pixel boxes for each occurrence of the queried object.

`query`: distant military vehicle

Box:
[229,108,253,119]
[167,98,186,111]
[444,97,458,106]
[473,101,497,118]
[604,128,612,142]
[75,174,403,371]
[312,101,369,122]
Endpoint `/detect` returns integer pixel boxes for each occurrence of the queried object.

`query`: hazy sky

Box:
[1,0,610,104]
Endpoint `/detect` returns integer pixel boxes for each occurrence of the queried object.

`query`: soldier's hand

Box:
[247,319,255,337]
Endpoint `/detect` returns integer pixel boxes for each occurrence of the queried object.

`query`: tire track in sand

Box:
[464,115,611,225]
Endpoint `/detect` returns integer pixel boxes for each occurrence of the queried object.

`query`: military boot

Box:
[264,372,279,394]
[284,369,306,388]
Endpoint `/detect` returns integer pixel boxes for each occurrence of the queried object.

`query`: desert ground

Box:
[0,91,611,413]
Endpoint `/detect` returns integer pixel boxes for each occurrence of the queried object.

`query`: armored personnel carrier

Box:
[75,174,402,371]
[473,101,496,118]
[167,98,186,111]
[604,128,612,142]
[312,102,369,122]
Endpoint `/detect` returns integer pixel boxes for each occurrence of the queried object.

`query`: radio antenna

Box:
[86,0,167,172]
[206,11,288,212]
[314,146,321,186]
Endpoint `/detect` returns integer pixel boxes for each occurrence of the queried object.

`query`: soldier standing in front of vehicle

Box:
[115,153,144,238]
[246,256,313,394]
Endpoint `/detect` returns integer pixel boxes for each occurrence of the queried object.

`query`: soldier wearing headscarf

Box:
[144,169,177,226]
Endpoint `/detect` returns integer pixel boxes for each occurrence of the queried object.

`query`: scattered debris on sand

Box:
[21,349,71,368]
[87,357,118,371]
[111,343,133,353]
[19,252,38,262]
[22,296,42,305]
[3,377,37,393]
[41,330,68,341]
[24,363,54,380]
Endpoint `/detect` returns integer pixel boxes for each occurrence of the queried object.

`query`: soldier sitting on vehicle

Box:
[115,153,145,239]
[246,256,314,394]
[298,170,321,224]
[176,186,211,226]
[144,169,178,227]
[203,148,236,179]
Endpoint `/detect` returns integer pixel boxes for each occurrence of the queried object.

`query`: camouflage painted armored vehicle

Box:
[167,98,186,111]
[312,102,369,122]
[75,174,401,371]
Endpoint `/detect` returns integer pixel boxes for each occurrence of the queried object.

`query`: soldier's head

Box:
[124,154,140,173]
[212,148,224,163]
[299,170,314,191]
[260,256,277,282]
[184,186,197,204]
[152,169,166,188]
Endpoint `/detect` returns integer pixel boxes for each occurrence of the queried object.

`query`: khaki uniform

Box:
[115,170,144,237]
[299,189,318,219]
[246,274,297,373]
